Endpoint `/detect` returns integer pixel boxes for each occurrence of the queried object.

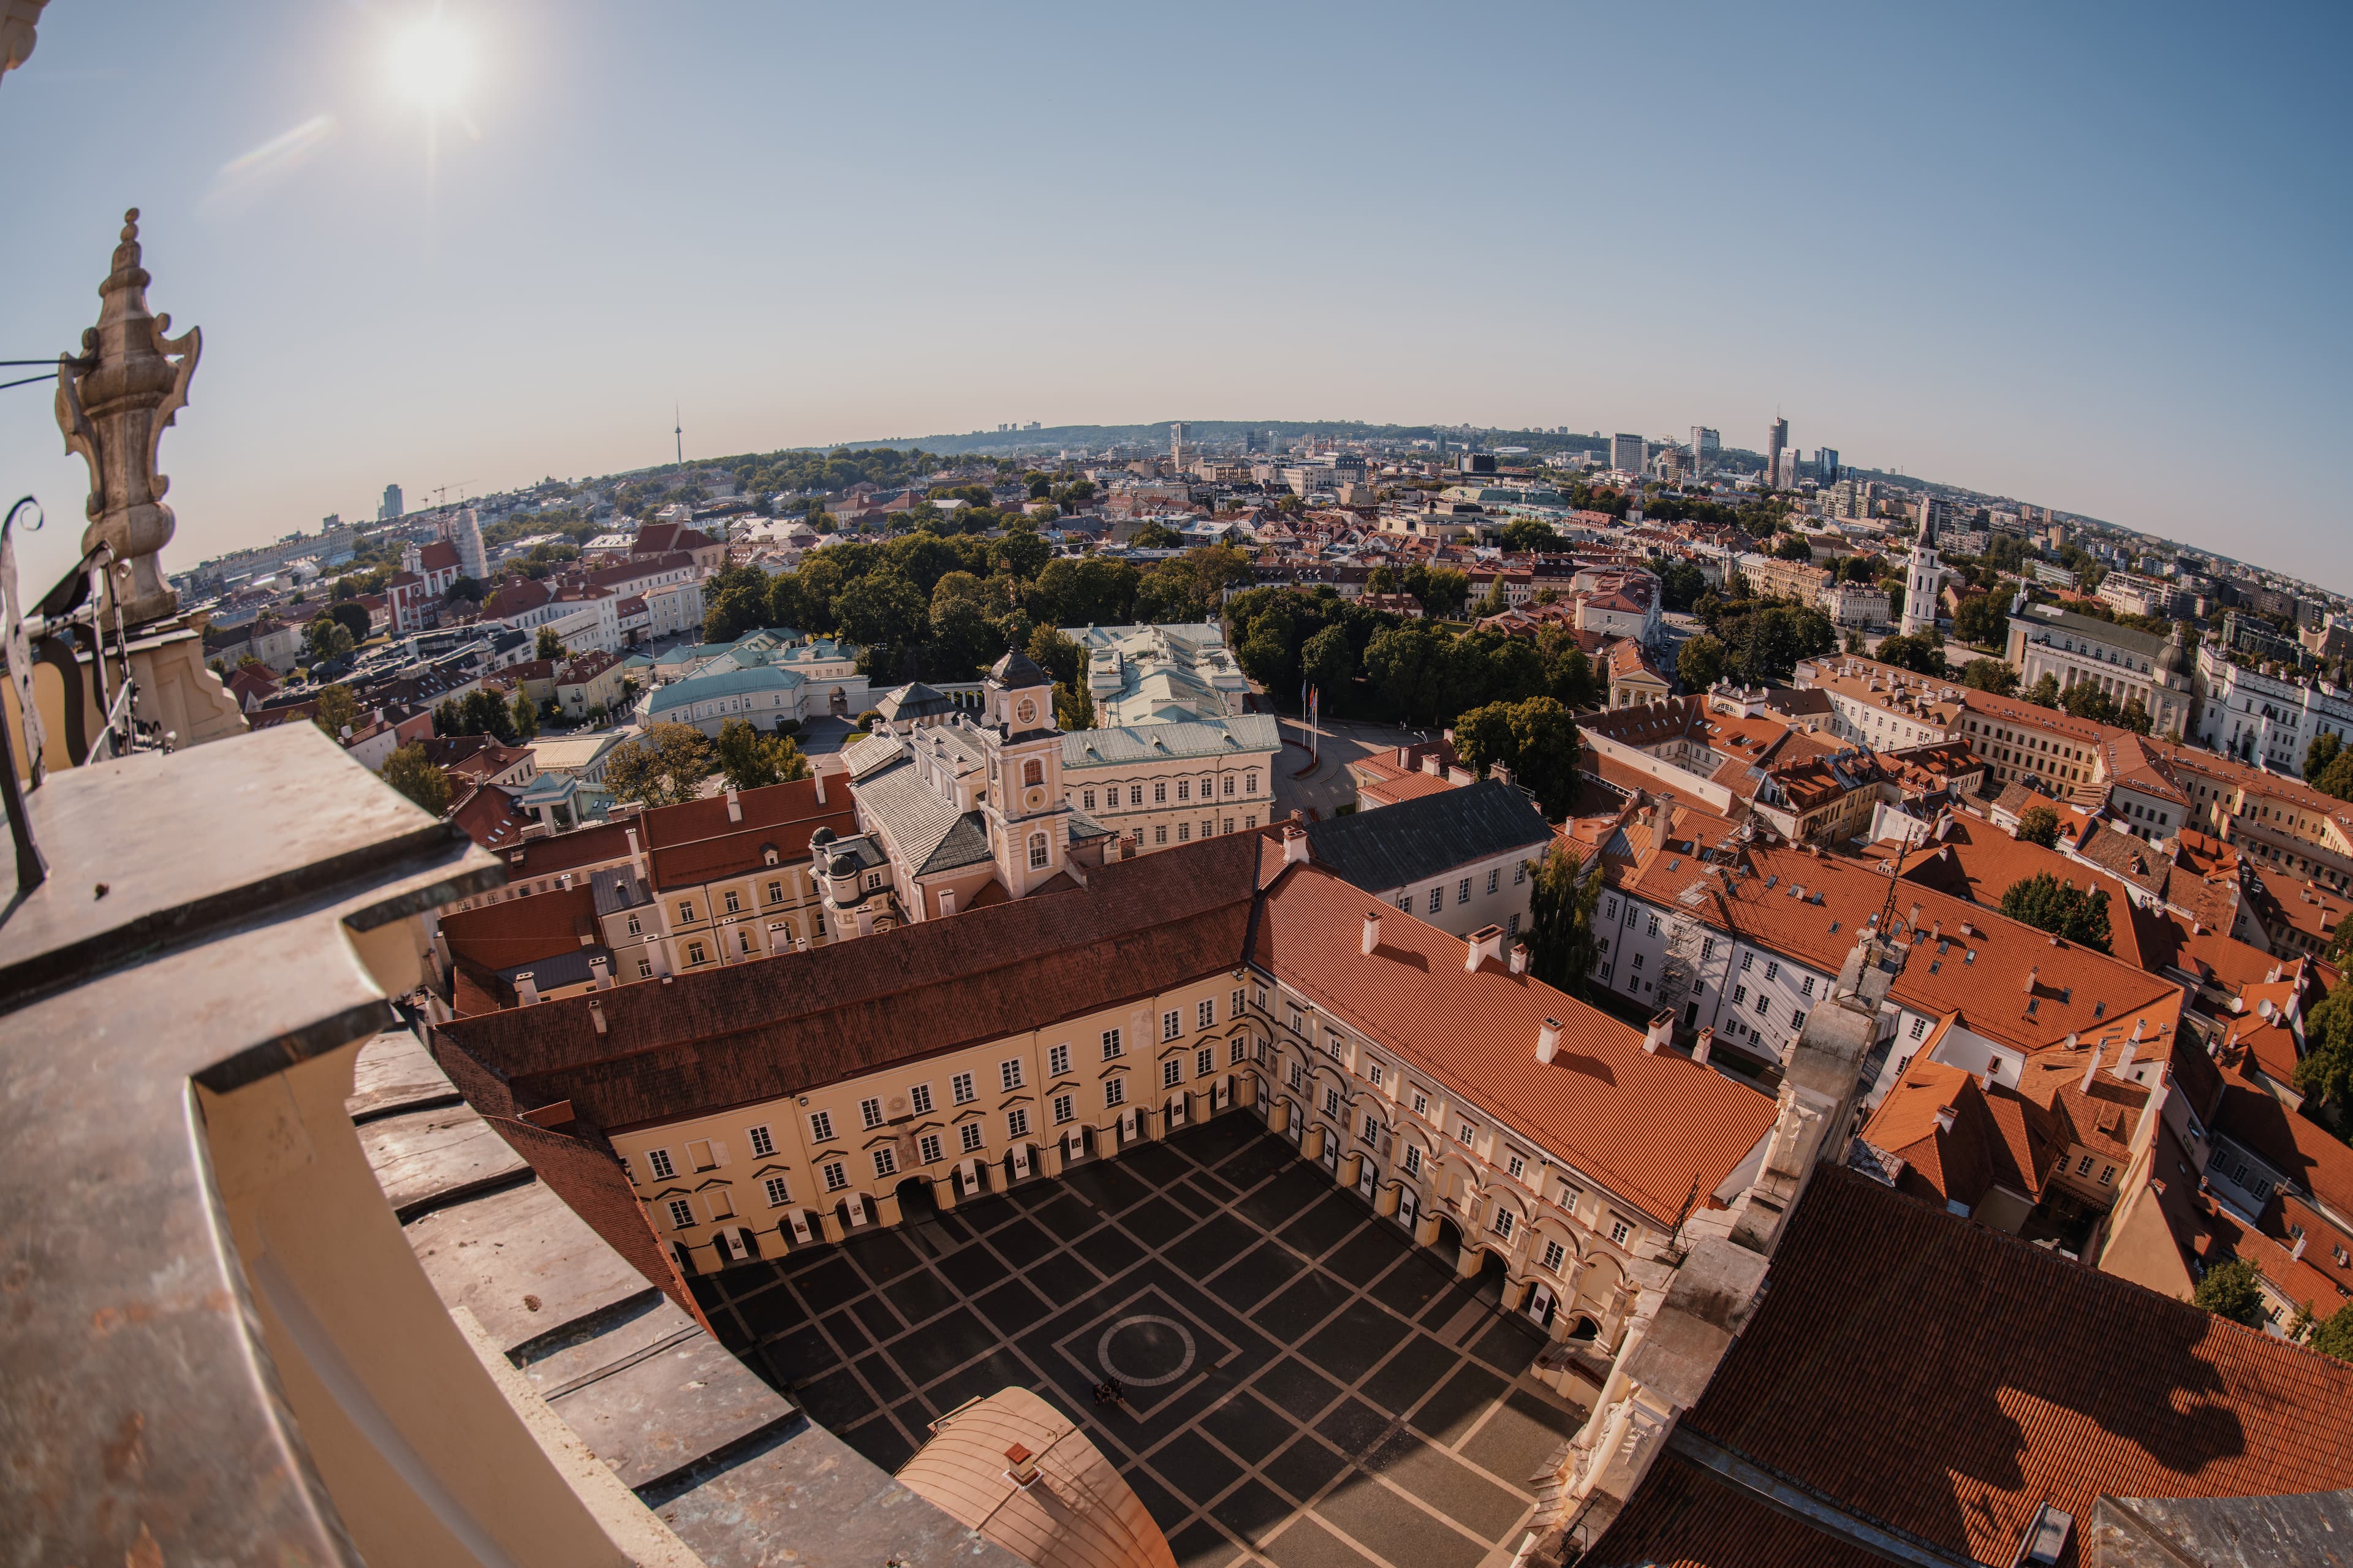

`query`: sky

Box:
[2,2,2349,593]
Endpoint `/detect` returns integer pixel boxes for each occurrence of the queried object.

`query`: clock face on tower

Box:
[1015,697,1038,727]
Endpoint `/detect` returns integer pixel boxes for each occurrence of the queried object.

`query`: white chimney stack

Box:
[1509,941,1529,976]
[814,770,827,805]
[2081,1043,2105,1094]
[1465,923,1504,973]
[1537,1017,1561,1064]
[589,954,612,990]
[514,971,540,1006]
[1362,911,1382,956]
[2112,1038,2138,1078]
[1934,1106,1956,1133]
[727,787,743,823]
[1643,1009,1673,1055]
[589,999,607,1035]
[1282,824,1311,866]
[1692,1027,1715,1067]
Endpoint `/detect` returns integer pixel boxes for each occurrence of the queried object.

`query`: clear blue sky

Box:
[3,2,2347,593]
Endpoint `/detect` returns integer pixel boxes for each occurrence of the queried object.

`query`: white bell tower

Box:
[1901,512,1942,638]
[979,648,1071,896]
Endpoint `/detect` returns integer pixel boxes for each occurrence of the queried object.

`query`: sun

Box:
[387,12,474,113]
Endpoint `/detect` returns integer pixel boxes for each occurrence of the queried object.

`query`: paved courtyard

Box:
[1267,716,1433,825]
[692,1115,1586,1568]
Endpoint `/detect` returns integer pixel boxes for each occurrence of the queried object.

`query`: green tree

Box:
[1365,564,1398,597]
[2025,672,2063,710]
[1132,521,1186,548]
[1656,558,1708,612]
[2061,679,2120,725]
[2308,1301,2353,1362]
[535,625,566,661]
[323,600,372,646]
[1677,635,1727,692]
[1950,591,2009,648]
[312,683,362,738]
[509,686,540,741]
[1961,657,2020,696]
[713,718,811,790]
[303,616,356,663]
[837,570,930,648]
[2191,1257,2269,1330]
[604,721,715,809]
[1998,872,2112,952]
[1414,566,1472,620]
[1053,680,1095,733]
[1873,632,1948,676]
[1450,697,1582,817]
[993,528,1050,583]
[2292,984,2353,1107]
[2016,805,2061,848]
[1501,518,1559,553]
[1774,533,1815,563]
[380,743,452,816]
[703,561,773,642]
[1301,623,1354,695]
[1525,843,1604,997]
[2309,732,2344,781]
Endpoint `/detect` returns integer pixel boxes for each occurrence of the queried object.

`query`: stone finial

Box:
[55,206,201,626]
[1,1,48,81]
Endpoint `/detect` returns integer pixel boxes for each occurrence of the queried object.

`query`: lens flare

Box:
[388,13,472,112]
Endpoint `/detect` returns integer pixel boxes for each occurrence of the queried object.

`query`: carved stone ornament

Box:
[56,208,200,627]
[0,0,47,80]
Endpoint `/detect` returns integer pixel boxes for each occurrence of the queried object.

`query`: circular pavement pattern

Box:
[1095,1314,1197,1388]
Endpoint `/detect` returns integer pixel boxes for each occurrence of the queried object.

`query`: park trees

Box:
[1524,843,1604,997]
[604,722,714,809]
[380,743,451,816]
[713,718,811,790]
[1677,635,1726,692]
[1961,657,2019,695]
[2016,805,2061,848]
[312,683,362,739]
[1998,872,2112,952]
[1450,697,1581,817]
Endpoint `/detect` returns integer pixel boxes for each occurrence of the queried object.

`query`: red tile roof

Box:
[1593,1167,2353,1568]
[638,778,857,891]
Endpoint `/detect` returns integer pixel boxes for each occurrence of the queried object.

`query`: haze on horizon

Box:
[2,1,2346,593]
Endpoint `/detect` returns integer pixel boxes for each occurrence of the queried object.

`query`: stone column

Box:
[932,1174,958,1212]
[818,1208,846,1244]
[1338,1150,1363,1189]
[1504,1277,1533,1314]
[1375,1183,1402,1219]
[1455,1244,1482,1280]
[1413,1212,1442,1250]
[874,1190,904,1227]
[1302,1123,1325,1162]
[1237,1074,1259,1107]
[1039,1140,1064,1178]
[1267,1097,1290,1134]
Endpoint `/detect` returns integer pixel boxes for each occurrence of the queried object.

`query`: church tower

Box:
[979,648,1072,896]
[1900,509,1942,638]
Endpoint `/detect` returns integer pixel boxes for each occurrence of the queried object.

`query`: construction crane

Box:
[428,483,473,509]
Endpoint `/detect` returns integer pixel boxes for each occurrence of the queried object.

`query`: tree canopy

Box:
[1998,872,2112,952]
[1450,697,1582,818]
[2191,1257,2268,1329]
[2015,805,2060,848]
[1524,844,1604,998]
[713,719,811,791]
[312,683,362,739]
[605,722,714,809]
[380,743,451,817]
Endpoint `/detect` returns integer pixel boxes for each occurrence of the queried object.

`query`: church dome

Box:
[988,648,1050,687]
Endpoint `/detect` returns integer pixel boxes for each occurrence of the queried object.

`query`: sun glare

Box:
[388,13,473,112]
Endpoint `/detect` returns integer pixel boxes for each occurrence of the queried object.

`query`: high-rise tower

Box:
[1766,416,1789,488]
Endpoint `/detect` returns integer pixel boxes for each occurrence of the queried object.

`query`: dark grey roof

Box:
[855,760,993,875]
[989,648,1049,687]
[1305,779,1551,894]
[876,682,953,724]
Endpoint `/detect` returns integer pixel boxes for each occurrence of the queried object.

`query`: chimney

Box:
[1930,920,1941,942]
[1934,1106,1956,1133]
[588,999,607,1035]
[1509,941,1529,976]
[2080,1043,2105,1094]
[727,787,743,823]
[1465,924,1504,973]
[1004,1443,1042,1489]
[589,954,612,990]
[1281,824,1310,866]
[2293,1234,2309,1261]
[1692,1027,1715,1067]
[1362,911,1382,956]
[1421,753,1442,776]
[625,826,648,881]
[813,770,827,805]
[1537,1017,1561,1064]
[514,971,540,1006]
[2023,965,2039,996]
[1643,1009,1674,1055]
[2113,1038,2138,1078]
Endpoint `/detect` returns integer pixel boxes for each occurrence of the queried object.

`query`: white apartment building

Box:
[2194,643,2353,775]
[1061,717,1284,852]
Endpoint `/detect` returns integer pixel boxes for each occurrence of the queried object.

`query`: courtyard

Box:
[691,1115,1587,1568]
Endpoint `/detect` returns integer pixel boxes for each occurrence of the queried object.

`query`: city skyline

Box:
[2,1,2348,593]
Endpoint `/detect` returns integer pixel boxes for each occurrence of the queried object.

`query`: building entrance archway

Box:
[1472,1249,1510,1306]
[895,1176,939,1223]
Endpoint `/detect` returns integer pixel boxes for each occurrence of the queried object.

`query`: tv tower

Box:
[674,405,683,466]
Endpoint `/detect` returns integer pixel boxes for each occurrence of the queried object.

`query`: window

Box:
[1007,1108,1030,1138]
[686,941,708,966]
[1324,1087,1342,1115]
[1053,1094,1074,1125]
[1541,1240,1566,1273]
[821,1161,847,1193]
[763,1175,790,1207]
[1154,825,1167,845]
[666,1199,695,1230]
[1255,986,1268,1010]
[1396,892,1412,912]
[1491,1209,1515,1240]
[1740,952,1754,972]
[1507,1153,1527,1182]
[1083,790,1097,811]
[1487,868,1500,895]
[1245,772,1259,795]
[1166,1060,1186,1089]
[748,1126,775,1158]
[860,1097,884,1130]
[872,1148,898,1178]
[1909,1017,1929,1040]
[723,890,741,915]
[1457,1122,1476,1148]
[951,1072,976,1105]
[637,959,653,979]
[1507,912,1520,938]
[1154,782,1167,803]
[1228,1038,1247,1066]
[1023,759,1043,787]
[1429,887,1444,914]
[1028,833,1048,869]
[1610,1217,1632,1246]
[1411,1091,1428,1116]
[1515,861,1526,885]
[644,1148,675,1181]
[1197,1047,1213,1077]
[1605,898,1618,920]
[1790,1010,1806,1032]
[2099,1164,2116,1186]
[1764,961,1779,983]
[1228,988,1245,1020]
[1048,1043,1071,1077]
[1458,878,1472,904]
[1646,914,1661,938]
[1289,1007,1303,1034]
[765,880,784,904]
[806,1112,834,1143]
[1129,786,1143,806]
[1102,1029,1124,1061]
[919,1133,942,1164]
[1177,779,1190,801]
[2076,1154,2094,1176]
[677,902,695,922]
[1001,1059,1024,1091]
[959,1122,985,1153]
[1198,999,1215,1030]
[1162,1010,1181,1041]
[911,1083,934,1115]
[1368,1061,1384,1087]
[1104,1078,1126,1108]
[1404,1145,1423,1176]
[626,914,642,936]
[1800,975,1816,998]
[1700,937,1715,961]
[1732,985,1748,1006]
